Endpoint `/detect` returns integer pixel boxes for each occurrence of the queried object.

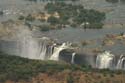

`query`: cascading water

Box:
[117,55,125,70]
[16,26,54,60]
[50,42,72,61]
[71,53,76,64]
[96,51,115,69]
[16,26,73,61]
[15,26,125,70]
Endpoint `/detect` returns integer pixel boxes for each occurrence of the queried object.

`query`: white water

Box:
[16,26,125,70]
[71,53,76,64]
[50,42,71,61]
[16,26,73,61]
[117,55,125,70]
[96,51,115,69]
[1,25,125,70]
[17,27,52,60]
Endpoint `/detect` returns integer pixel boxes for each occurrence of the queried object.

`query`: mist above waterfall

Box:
[13,25,74,61]
[0,25,125,70]
[16,26,51,60]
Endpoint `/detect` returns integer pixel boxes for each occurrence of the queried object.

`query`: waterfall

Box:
[96,51,115,69]
[71,53,76,64]
[20,36,52,60]
[14,26,125,70]
[117,55,125,70]
[49,42,71,61]
[16,26,53,60]
[15,26,74,61]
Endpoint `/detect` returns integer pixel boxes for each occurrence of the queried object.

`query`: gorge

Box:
[4,26,124,70]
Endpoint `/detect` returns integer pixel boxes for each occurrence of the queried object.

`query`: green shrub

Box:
[67,75,74,83]
[18,15,25,20]
[0,11,3,15]
[45,2,105,29]
[0,52,73,81]
[47,16,59,25]
[39,25,51,31]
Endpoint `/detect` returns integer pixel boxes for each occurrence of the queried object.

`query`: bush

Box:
[45,2,105,29]
[0,51,124,82]
[25,14,35,22]
[18,15,25,20]
[0,52,73,81]
[88,23,104,29]
[106,0,118,3]
[0,11,3,15]
[67,75,74,83]
[39,25,51,31]
[47,16,59,25]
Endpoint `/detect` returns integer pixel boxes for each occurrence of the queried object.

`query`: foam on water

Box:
[96,51,115,69]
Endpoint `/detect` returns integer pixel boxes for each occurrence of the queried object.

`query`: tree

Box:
[47,16,59,25]
[0,11,3,16]
[39,25,51,31]
[105,0,119,3]
[25,14,35,22]
[67,75,74,83]
[18,15,25,20]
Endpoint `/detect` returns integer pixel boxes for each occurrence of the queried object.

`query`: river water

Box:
[0,0,125,55]
[0,0,125,24]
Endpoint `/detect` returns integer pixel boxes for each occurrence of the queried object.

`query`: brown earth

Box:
[5,70,125,83]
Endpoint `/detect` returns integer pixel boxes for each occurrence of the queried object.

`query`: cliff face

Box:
[0,51,124,83]
[5,71,125,83]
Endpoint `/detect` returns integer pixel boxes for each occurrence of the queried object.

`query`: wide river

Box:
[0,0,125,55]
[0,0,125,24]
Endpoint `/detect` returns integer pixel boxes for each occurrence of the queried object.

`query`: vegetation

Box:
[106,0,119,3]
[47,16,59,25]
[18,15,25,20]
[26,0,79,3]
[18,2,105,30]
[106,0,125,3]
[67,75,74,83]
[0,51,73,82]
[38,24,51,31]
[0,11,3,16]
[0,51,124,82]
[45,2,105,29]
[25,14,35,22]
